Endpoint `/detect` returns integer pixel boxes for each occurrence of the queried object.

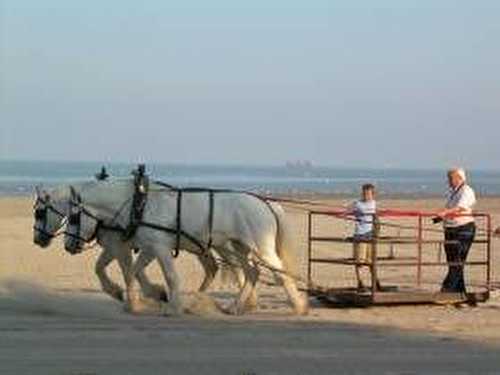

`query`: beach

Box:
[1,196,500,374]
[4,0,500,372]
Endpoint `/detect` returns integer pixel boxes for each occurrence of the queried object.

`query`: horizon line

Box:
[1,157,499,173]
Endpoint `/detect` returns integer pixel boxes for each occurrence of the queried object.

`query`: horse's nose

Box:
[34,234,50,248]
[64,242,75,253]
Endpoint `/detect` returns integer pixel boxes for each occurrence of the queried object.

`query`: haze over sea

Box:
[1,160,499,198]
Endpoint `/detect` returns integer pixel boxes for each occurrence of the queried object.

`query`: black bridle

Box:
[33,196,66,239]
[64,195,101,248]
[64,192,127,250]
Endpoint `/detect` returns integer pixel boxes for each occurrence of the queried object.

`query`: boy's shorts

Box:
[352,233,374,264]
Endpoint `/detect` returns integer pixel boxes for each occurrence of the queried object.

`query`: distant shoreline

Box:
[5,191,500,201]
[2,160,500,198]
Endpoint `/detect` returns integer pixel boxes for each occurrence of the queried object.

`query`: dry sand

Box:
[1,196,500,374]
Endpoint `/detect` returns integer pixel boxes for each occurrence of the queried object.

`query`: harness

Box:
[65,196,124,252]
[122,164,149,240]
[33,196,66,239]
[68,179,279,259]
[139,187,226,258]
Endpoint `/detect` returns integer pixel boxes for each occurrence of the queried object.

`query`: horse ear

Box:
[37,187,50,201]
[69,186,77,201]
[69,186,82,205]
[34,186,41,200]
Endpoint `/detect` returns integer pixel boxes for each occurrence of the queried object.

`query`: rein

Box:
[68,179,483,259]
[67,181,281,259]
[32,224,66,240]
[66,203,100,245]
[65,196,126,249]
[144,184,280,258]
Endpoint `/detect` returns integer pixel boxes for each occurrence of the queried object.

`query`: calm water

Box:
[1,160,499,197]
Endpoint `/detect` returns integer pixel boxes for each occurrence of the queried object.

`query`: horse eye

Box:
[35,209,46,220]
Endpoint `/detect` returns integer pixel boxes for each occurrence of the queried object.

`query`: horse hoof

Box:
[159,291,169,302]
[107,288,124,302]
[296,307,309,316]
[125,298,162,315]
[123,302,135,314]
[145,285,168,302]
[115,291,125,302]
[244,295,258,311]
[294,300,309,316]
[225,303,245,316]
[160,303,183,317]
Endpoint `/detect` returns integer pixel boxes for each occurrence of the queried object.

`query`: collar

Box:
[447,183,465,201]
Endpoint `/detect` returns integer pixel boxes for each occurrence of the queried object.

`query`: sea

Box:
[1,160,499,198]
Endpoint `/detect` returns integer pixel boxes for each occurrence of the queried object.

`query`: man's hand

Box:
[436,207,466,219]
[436,210,448,219]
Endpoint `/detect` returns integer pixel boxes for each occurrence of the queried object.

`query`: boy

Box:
[350,183,381,291]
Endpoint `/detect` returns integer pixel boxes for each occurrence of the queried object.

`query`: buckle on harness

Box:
[123,164,149,240]
[95,166,110,181]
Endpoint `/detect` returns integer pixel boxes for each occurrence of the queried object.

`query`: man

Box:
[349,183,381,291]
[435,168,476,293]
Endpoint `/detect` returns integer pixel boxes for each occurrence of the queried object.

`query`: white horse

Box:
[32,183,219,302]
[64,178,309,315]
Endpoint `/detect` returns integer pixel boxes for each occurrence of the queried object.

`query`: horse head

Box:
[64,186,100,254]
[32,186,66,248]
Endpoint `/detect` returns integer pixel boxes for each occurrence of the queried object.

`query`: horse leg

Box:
[226,261,258,311]
[227,241,258,311]
[155,248,183,316]
[95,248,124,301]
[197,250,219,292]
[281,274,308,315]
[134,252,168,302]
[266,252,308,315]
[124,251,161,314]
[108,238,166,303]
[215,242,240,287]
[243,259,258,310]
[224,242,259,315]
[230,262,259,315]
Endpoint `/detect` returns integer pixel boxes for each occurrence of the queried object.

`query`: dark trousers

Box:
[441,222,476,293]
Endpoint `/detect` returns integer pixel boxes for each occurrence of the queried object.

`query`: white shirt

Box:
[352,199,376,236]
[444,184,476,227]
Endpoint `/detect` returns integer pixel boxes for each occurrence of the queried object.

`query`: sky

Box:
[1,1,499,168]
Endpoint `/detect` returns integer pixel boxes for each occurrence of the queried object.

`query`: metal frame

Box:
[307,210,492,306]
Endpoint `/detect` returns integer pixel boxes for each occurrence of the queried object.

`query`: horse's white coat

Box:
[33,183,218,303]
[65,179,308,315]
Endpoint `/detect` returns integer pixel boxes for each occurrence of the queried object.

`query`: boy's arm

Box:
[344,201,357,216]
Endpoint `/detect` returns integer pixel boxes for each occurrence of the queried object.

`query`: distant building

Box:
[285,160,314,170]
[285,160,314,177]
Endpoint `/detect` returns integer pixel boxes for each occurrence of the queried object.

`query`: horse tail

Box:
[270,202,300,277]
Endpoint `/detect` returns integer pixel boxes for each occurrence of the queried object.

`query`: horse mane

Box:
[46,181,94,204]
